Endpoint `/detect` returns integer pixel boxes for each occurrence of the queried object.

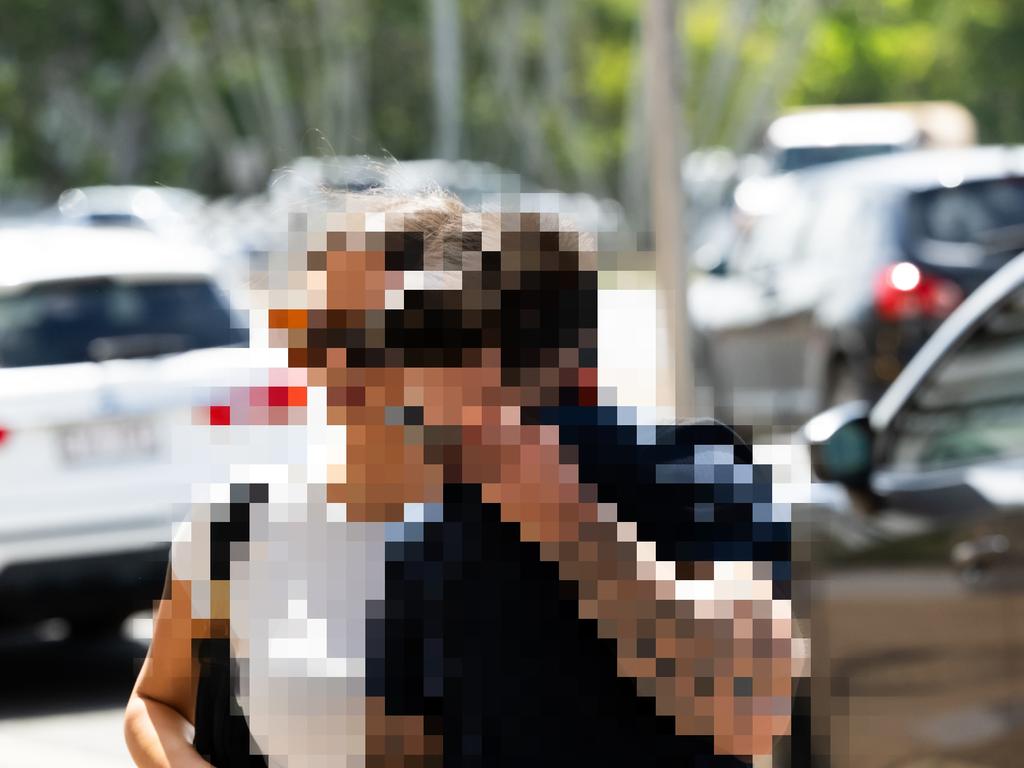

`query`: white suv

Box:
[0,225,246,635]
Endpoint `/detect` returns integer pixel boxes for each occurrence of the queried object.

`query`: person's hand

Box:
[624,558,807,758]
[475,420,590,545]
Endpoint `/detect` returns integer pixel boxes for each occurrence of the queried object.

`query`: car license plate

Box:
[58,417,160,467]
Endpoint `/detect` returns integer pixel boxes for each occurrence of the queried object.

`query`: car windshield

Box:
[909,177,1024,249]
[0,278,246,368]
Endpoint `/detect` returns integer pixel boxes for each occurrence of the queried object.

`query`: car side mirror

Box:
[801,400,874,486]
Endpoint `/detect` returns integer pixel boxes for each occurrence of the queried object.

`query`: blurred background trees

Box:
[1,0,1023,204]
[792,0,1024,144]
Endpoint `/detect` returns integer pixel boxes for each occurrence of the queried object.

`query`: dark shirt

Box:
[370,410,784,767]
[373,483,749,768]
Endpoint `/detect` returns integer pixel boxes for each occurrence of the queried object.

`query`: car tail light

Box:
[208,405,231,426]
[0,427,8,447]
[194,386,307,426]
[874,262,963,321]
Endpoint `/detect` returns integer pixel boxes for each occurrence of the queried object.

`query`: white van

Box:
[765,100,978,173]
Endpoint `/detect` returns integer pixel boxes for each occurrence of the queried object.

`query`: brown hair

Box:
[268,191,598,406]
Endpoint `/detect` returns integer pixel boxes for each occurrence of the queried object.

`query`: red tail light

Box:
[874,262,963,322]
[0,427,9,446]
[195,386,307,426]
[208,405,232,426]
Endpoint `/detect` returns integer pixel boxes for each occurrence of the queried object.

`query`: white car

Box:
[56,185,206,234]
[0,225,247,635]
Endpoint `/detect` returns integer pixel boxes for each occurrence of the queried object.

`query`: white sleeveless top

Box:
[172,385,395,767]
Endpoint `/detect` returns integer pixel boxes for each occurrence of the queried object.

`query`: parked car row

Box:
[691,145,1024,427]
[686,139,1024,766]
[788,249,1024,768]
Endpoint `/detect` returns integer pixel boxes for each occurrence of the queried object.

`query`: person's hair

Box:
[272,191,599,407]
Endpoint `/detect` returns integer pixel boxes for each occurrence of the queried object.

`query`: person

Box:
[125,192,800,767]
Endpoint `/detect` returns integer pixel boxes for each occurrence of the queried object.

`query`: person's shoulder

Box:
[657,417,748,445]
[654,418,753,464]
[542,405,755,463]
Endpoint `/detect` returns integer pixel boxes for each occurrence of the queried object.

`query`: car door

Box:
[692,185,814,426]
[812,281,1024,768]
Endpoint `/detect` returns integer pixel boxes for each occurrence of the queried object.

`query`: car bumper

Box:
[0,545,169,625]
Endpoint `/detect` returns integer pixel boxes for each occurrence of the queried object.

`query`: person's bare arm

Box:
[481,424,801,759]
[548,517,797,758]
[124,576,213,768]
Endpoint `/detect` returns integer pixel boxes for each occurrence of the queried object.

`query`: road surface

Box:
[0,617,151,768]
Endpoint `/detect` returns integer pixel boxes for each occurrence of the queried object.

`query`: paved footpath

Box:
[0,708,132,768]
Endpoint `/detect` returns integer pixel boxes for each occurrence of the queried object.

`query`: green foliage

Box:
[790,0,1024,144]
[1,0,1023,202]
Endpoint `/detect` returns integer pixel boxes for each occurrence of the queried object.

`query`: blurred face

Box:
[295,242,507,522]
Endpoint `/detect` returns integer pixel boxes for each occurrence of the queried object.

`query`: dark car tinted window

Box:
[0,278,247,368]
[776,144,901,173]
[885,285,1024,470]
[909,177,1024,248]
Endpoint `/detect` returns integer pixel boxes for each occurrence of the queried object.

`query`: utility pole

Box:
[430,0,462,160]
[643,0,694,420]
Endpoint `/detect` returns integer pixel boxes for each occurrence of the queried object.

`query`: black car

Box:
[691,146,1024,428]
[797,251,1024,768]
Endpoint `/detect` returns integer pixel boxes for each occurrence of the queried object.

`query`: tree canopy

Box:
[1,0,1022,203]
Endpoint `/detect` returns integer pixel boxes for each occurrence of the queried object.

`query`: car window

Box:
[802,190,861,264]
[776,143,901,173]
[0,278,247,368]
[804,189,900,284]
[882,284,1024,471]
[732,191,813,275]
[909,178,1024,250]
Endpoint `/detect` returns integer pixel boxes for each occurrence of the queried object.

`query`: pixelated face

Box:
[271,228,508,522]
[267,211,599,523]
